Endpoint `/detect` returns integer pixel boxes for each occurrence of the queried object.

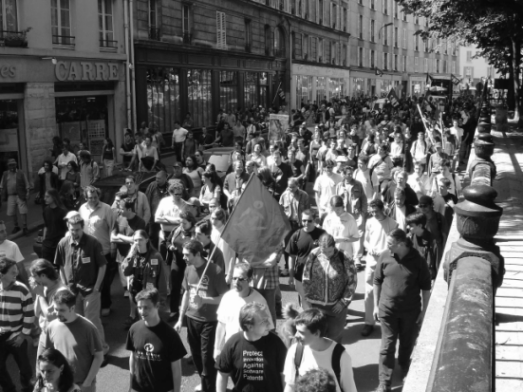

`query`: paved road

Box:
[7,234,405,392]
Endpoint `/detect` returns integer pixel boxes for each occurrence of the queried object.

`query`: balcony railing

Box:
[149,27,161,41]
[53,35,75,46]
[1,30,28,47]
[100,39,118,48]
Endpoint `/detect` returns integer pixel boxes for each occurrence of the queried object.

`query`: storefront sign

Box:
[55,61,119,82]
[0,66,16,78]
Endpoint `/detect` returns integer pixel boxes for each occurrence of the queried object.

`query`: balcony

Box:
[149,27,161,41]
[0,30,28,48]
[100,39,118,48]
[53,35,75,46]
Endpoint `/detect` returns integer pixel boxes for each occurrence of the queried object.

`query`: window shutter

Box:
[216,11,227,48]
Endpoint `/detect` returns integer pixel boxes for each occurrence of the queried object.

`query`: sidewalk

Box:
[491,127,523,391]
[0,194,44,241]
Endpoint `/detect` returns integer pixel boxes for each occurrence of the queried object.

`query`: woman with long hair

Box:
[123,229,168,327]
[34,348,80,392]
[102,137,116,177]
[199,166,225,210]
[41,189,68,262]
[166,211,197,321]
[183,155,204,198]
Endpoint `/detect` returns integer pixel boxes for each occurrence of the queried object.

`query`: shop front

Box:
[0,56,125,178]
[291,63,349,109]
[134,45,286,133]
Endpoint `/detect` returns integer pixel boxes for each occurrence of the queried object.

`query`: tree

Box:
[396,0,523,122]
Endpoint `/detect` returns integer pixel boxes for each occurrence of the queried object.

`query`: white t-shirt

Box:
[284,340,357,392]
[154,197,185,233]
[354,168,377,201]
[56,153,78,180]
[313,173,343,214]
[0,240,24,262]
[323,212,359,258]
[216,289,273,344]
[172,127,189,143]
[450,126,464,144]
[364,217,398,266]
[408,173,430,197]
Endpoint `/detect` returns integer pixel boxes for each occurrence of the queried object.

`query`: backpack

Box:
[294,342,345,391]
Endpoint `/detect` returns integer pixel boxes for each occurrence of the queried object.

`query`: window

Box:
[414,57,418,72]
[1,0,18,32]
[148,0,160,40]
[415,16,419,24]
[394,27,398,48]
[274,26,285,57]
[370,19,374,42]
[264,25,271,55]
[403,55,407,72]
[316,77,326,104]
[403,10,407,21]
[182,4,191,43]
[51,0,73,45]
[216,11,226,49]
[310,36,317,60]
[292,32,302,58]
[424,58,428,72]
[147,67,180,133]
[403,28,407,49]
[383,0,388,15]
[358,0,363,4]
[370,0,375,10]
[384,27,388,46]
[219,71,238,111]
[331,3,337,29]
[358,47,363,67]
[244,19,252,51]
[394,2,398,18]
[358,15,363,39]
[187,69,212,127]
[384,52,388,70]
[318,38,323,61]
[466,51,472,62]
[342,7,347,32]
[394,54,397,71]
[436,59,440,73]
[452,61,456,74]
[245,72,267,108]
[370,49,375,68]
[318,0,323,24]
[98,0,115,47]
[464,67,474,78]
[302,34,308,59]
[342,43,347,65]
[415,34,419,51]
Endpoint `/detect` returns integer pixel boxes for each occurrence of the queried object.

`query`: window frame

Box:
[51,0,73,45]
[1,0,19,32]
[216,11,227,49]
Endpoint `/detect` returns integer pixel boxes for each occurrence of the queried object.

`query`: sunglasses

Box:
[125,182,134,185]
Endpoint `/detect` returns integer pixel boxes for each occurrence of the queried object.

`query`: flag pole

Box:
[194,173,257,291]
[272,81,282,104]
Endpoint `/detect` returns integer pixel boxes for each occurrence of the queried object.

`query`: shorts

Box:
[7,195,28,216]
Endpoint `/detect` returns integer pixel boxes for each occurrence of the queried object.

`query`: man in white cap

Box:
[0,158,32,235]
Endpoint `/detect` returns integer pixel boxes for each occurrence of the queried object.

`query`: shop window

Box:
[98,0,115,48]
[0,0,18,33]
[146,67,181,135]
[55,96,109,163]
[329,78,344,99]
[295,75,312,108]
[216,11,227,49]
[0,99,20,176]
[245,72,268,109]
[187,69,212,128]
[51,0,74,45]
[274,26,285,57]
[316,77,326,104]
[219,71,238,112]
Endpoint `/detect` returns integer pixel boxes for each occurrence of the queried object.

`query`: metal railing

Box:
[53,35,75,45]
[0,30,28,47]
[100,39,118,48]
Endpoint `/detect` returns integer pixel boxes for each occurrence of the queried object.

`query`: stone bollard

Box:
[495,107,509,133]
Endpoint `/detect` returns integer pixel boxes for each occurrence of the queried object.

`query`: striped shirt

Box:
[0,281,34,336]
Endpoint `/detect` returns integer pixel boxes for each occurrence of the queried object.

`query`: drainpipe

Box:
[124,0,131,128]
[129,0,137,131]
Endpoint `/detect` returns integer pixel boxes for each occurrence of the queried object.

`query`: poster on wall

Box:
[87,119,106,163]
[268,114,289,145]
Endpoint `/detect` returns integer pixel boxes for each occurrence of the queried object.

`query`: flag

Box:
[221,174,291,265]
[375,68,383,77]
[426,73,433,85]
[387,88,400,109]
[451,74,461,85]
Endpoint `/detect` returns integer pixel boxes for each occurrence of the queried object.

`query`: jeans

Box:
[378,310,420,386]
[364,262,377,326]
[323,306,348,343]
[101,253,118,310]
[186,318,218,392]
[0,335,33,392]
[173,142,184,163]
[76,291,109,355]
[170,257,186,314]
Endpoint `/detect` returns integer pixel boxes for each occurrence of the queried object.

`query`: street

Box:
[7,234,404,392]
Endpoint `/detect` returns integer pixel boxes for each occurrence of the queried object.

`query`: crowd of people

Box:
[0,91,479,392]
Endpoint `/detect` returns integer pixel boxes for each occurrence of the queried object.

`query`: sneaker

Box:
[11,226,20,234]
[124,290,129,298]
[280,268,289,277]
[101,308,111,317]
[360,324,374,337]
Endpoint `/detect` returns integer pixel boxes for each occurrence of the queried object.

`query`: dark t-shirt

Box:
[121,141,136,164]
[221,129,235,147]
[126,320,187,392]
[374,248,432,315]
[215,331,287,392]
[285,227,325,281]
[183,262,228,322]
[43,206,68,248]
